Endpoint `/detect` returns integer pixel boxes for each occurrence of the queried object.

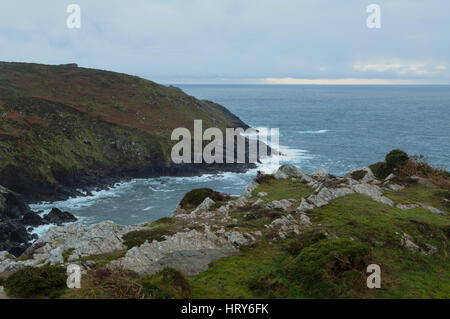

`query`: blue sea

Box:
[30,85,450,233]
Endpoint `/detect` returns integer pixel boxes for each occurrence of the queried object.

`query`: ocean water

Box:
[30,85,450,233]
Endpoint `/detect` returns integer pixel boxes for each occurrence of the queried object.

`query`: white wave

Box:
[297,129,329,134]
[143,206,153,211]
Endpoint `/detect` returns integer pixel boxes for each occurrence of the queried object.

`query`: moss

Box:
[351,170,367,181]
[4,265,67,298]
[179,188,228,210]
[141,268,191,299]
[122,227,176,249]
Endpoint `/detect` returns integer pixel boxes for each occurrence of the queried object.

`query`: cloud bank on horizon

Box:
[0,0,449,84]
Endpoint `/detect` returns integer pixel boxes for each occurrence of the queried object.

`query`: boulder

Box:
[21,211,48,227]
[241,180,259,198]
[265,199,292,211]
[111,229,235,275]
[352,183,394,206]
[224,231,249,246]
[312,168,328,178]
[191,197,215,215]
[297,198,315,213]
[274,164,307,179]
[299,213,312,227]
[43,208,77,225]
[401,233,419,252]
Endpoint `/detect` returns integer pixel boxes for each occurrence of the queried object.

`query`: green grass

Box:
[385,185,450,212]
[251,178,314,202]
[188,190,449,299]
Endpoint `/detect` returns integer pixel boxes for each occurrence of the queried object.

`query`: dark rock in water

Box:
[21,211,48,227]
[43,208,77,225]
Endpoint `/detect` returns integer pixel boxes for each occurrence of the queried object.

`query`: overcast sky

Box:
[1,0,449,84]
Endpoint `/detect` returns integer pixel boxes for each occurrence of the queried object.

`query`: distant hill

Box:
[0,62,250,201]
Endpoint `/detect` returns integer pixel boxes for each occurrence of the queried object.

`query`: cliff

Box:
[0,62,251,201]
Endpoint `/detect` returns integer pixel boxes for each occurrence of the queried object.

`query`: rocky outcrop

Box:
[111,229,235,276]
[265,199,292,211]
[43,208,77,225]
[0,186,35,256]
[352,183,394,206]
[274,164,307,179]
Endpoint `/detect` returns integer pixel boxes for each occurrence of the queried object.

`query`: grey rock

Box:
[191,197,215,215]
[274,164,307,179]
[265,199,292,211]
[296,198,315,213]
[419,204,446,215]
[312,168,328,178]
[112,229,235,275]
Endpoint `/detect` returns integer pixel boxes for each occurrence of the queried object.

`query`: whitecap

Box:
[297,129,329,134]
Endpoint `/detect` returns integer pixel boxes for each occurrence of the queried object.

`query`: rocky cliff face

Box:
[0,62,254,201]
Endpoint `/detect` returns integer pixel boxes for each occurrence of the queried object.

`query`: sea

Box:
[30,85,450,235]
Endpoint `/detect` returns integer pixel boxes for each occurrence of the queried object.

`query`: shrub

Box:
[122,227,176,249]
[286,239,374,298]
[369,162,390,179]
[385,149,409,170]
[5,265,67,298]
[285,230,327,256]
[255,174,275,184]
[63,267,145,299]
[141,268,191,299]
[247,272,286,298]
[351,170,367,181]
[179,188,228,209]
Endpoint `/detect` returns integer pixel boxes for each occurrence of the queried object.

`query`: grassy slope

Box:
[189,181,450,299]
[0,62,247,194]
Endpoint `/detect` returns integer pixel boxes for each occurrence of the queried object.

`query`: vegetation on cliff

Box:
[0,62,249,200]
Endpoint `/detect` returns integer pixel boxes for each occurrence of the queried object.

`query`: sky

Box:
[0,0,449,84]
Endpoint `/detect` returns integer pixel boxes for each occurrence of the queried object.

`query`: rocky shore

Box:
[1,156,448,299]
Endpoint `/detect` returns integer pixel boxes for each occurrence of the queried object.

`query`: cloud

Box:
[0,0,449,83]
[264,78,431,85]
[352,62,448,76]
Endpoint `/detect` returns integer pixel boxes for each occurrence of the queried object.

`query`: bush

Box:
[286,239,373,298]
[351,170,367,181]
[255,174,275,184]
[5,265,67,298]
[63,267,145,299]
[385,149,409,170]
[141,268,191,299]
[369,162,390,180]
[285,230,327,256]
[179,188,228,209]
